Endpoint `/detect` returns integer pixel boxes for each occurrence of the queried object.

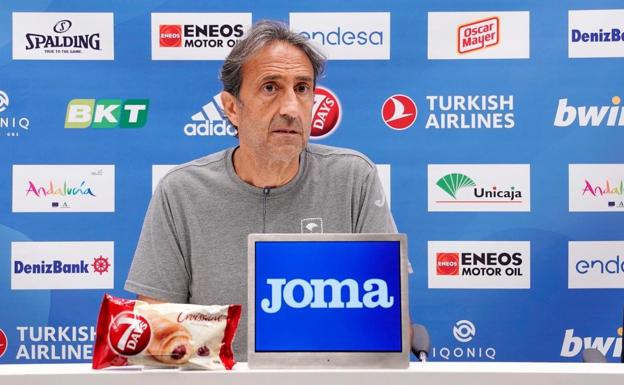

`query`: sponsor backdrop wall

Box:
[1,0,623,364]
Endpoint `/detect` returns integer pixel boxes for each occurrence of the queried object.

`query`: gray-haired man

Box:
[125,20,396,360]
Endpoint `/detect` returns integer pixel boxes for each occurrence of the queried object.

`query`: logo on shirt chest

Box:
[301,218,323,233]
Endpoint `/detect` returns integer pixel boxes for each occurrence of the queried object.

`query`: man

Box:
[125,20,396,361]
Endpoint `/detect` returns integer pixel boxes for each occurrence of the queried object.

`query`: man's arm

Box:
[138,295,164,304]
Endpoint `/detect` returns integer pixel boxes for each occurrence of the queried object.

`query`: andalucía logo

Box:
[0,89,31,138]
[311,86,341,139]
[382,95,417,130]
[0,329,7,359]
[65,99,149,129]
[184,93,237,137]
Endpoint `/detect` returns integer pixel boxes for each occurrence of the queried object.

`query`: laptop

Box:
[247,233,410,369]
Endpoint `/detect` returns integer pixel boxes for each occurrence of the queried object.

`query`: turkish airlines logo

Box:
[108,312,151,356]
[311,86,341,139]
[382,94,417,130]
[0,329,7,358]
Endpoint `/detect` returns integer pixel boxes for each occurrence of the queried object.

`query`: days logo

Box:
[453,320,476,342]
[65,99,149,129]
[428,241,531,289]
[429,165,530,212]
[184,93,237,137]
[0,90,31,138]
[0,90,9,112]
[569,164,624,212]
[301,218,323,233]
[568,241,624,289]
[555,96,623,127]
[159,24,182,47]
[151,13,251,60]
[436,253,459,275]
[290,12,390,60]
[561,327,623,358]
[428,11,529,60]
[457,17,499,54]
[0,329,7,359]
[13,165,115,213]
[260,278,394,314]
[311,86,341,139]
[108,312,151,356]
[12,13,114,60]
[424,95,515,129]
[382,95,417,130]
[569,10,624,58]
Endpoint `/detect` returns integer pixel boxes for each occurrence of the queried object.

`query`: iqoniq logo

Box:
[260,278,394,314]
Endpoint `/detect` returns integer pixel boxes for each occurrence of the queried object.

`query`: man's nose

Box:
[279,88,299,119]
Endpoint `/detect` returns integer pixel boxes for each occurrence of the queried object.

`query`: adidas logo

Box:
[183,93,238,136]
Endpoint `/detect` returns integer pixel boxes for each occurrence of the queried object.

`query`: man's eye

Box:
[296,84,311,93]
[263,83,277,93]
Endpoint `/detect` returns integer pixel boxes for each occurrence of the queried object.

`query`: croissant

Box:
[143,310,193,365]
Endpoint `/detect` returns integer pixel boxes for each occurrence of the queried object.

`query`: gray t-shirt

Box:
[125,143,396,360]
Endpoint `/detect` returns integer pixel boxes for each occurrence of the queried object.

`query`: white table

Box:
[1,362,623,385]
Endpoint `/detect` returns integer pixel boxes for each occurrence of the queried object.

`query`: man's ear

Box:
[220,91,240,128]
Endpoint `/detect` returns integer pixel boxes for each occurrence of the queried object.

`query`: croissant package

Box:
[92,294,242,370]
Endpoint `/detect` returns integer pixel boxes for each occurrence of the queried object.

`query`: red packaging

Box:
[93,294,242,370]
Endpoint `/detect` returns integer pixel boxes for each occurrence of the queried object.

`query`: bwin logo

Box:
[184,93,237,137]
[260,278,394,314]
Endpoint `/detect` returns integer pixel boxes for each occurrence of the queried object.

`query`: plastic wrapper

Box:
[92,294,242,370]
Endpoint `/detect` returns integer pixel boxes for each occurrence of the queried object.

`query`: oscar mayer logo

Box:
[108,312,151,356]
[311,86,341,139]
[457,17,499,54]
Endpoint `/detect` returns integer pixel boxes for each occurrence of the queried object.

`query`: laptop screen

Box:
[254,239,403,353]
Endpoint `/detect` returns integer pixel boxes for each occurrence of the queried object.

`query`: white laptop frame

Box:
[247,233,409,369]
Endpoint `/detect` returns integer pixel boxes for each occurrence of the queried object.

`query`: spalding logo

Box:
[261,278,394,313]
[108,312,151,356]
[311,86,341,139]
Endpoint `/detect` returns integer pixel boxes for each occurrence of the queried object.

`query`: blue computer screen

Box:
[254,240,402,352]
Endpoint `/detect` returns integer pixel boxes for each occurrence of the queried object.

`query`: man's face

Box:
[222,42,315,164]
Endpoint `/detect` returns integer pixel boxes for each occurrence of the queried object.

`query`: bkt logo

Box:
[289,12,390,60]
[561,327,623,359]
[260,278,393,314]
[184,93,237,137]
[65,99,149,128]
[554,96,623,127]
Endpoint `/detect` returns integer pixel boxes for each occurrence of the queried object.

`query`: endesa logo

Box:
[11,241,114,290]
[382,95,417,130]
[554,96,624,128]
[184,92,237,137]
[310,86,341,139]
[428,241,531,289]
[457,17,499,54]
[260,278,393,314]
[0,89,31,138]
[108,312,151,356]
[290,12,390,60]
[65,99,149,129]
[569,10,624,58]
[569,164,624,212]
[428,11,529,60]
[568,241,624,289]
[431,320,497,361]
[151,13,251,60]
[561,327,623,359]
[12,12,114,60]
[428,165,531,212]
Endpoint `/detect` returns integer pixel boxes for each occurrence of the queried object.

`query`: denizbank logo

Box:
[65,99,149,128]
[428,165,530,212]
[554,96,624,127]
[569,164,624,211]
[184,93,237,137]
[289,12,390,60]
[11,241,114,290]
[429,241,530,289]
[569,10,624,58]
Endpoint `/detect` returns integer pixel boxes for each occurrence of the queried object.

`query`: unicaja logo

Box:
[437,174,476,199]
[453,320,476,342]
[260,278,394,314]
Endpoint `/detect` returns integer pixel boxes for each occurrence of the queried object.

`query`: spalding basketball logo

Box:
[311,86,341,139]
[108,312,151,356]
[382,94,417,130]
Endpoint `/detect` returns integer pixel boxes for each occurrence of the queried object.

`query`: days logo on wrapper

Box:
[108,312,151,356]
